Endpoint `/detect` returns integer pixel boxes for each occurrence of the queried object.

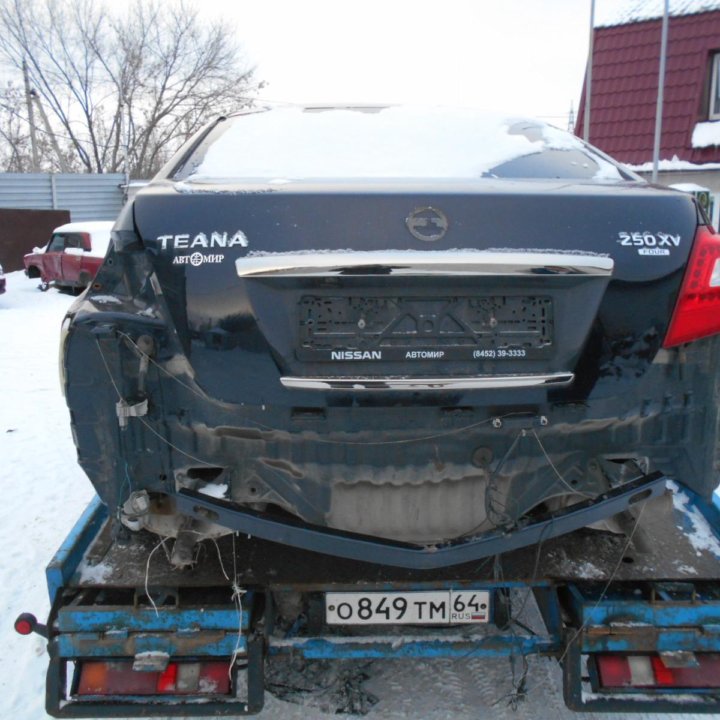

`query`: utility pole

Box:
[652,0,670,184]
[22,59,40,172]
[119,91,130,195]
[30,90,69,173]
[583,0,595,142]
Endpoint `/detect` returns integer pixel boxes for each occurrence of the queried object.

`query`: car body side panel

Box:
[44,249,62,283]
[61,251,82,285]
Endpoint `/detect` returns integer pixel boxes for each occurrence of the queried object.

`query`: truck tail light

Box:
[76,660,231,696]
[663,225,720,347]
[14,615,34,635]
[595,653,720,690]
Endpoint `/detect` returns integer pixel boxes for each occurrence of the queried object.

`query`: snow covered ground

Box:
[0,273,93,719]
[0,270,716,720]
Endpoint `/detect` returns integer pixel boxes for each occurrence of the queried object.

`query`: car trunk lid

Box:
[132,180,697,400]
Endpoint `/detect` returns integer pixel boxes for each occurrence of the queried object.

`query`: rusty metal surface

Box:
[0,208,70,271]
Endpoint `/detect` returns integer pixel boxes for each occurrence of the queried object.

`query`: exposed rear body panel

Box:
[61,108,720,563]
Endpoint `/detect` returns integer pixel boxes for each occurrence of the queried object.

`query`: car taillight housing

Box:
[664,225,720,348]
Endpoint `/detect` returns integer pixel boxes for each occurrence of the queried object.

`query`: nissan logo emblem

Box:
[406,207,449,242]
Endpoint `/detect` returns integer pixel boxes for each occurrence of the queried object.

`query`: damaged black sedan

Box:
[61,106,720,569]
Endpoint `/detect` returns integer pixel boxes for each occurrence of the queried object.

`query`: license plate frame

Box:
[297,294,553,362]
[325,590,491,625]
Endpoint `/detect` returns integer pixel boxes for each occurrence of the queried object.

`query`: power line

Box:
[1,100,100,145]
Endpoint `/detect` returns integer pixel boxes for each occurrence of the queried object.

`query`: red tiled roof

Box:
[575,10,720,165]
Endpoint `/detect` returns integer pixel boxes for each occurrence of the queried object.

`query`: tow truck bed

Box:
[18,482,720,716]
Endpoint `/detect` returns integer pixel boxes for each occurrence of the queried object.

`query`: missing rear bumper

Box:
[176,472,667,570]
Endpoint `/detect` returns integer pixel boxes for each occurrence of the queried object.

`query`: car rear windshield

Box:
[173,106,636,184]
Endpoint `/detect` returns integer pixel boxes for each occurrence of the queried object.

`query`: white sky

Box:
[200,0,641,127]
[0,0,674,129]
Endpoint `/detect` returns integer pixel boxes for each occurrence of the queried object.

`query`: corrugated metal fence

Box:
[0,173,125,222]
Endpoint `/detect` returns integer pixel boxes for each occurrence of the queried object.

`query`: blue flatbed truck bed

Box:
[15,481,720,716]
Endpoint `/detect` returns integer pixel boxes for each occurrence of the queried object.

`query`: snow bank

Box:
[189,106,587,182]
[0,272,93,720]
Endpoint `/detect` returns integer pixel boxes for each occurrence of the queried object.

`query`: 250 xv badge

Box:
[617,231,681,256]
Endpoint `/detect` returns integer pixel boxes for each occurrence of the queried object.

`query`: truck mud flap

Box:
[176,472,667,570]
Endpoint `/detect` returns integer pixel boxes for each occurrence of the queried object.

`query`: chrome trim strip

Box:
[236,251,613,278]
[280,372,574,391]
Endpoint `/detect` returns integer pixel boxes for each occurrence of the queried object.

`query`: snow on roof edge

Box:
[596,0,720,28]
[692,121,720,149]
[627,156,720,172]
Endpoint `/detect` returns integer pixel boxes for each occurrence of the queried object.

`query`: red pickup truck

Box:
[24,221,113,291]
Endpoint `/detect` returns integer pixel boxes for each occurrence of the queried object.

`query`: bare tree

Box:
[0,83,32,171]
[0,0,258,177]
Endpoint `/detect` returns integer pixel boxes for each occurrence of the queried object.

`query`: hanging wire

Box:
[484,430,526,527]
[228,533,246,682]
[96,335,217,466]
[143,536,170,618]
[530,429,596,500]
[557,499,648,666]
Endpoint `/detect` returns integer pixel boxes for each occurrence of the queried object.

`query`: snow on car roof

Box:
[52,221,114,258]
[184,106,623,183]
[52,221,115,234]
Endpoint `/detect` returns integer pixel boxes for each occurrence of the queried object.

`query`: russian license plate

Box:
[325,590,490,625]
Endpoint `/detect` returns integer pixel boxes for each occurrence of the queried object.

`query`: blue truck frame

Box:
[16,484,720,716]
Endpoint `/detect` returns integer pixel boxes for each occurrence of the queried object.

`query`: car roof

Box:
[52,221,114,234]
